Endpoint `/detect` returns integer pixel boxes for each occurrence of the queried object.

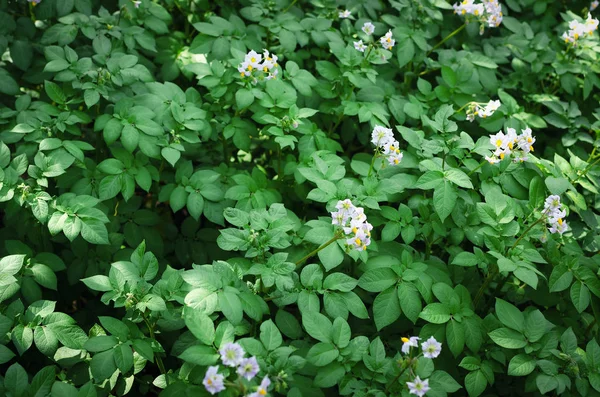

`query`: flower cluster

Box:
[238,50,279,81]
[562,13,599,45]
[465,100,501,121]
[485,126,535,164]
[203,342,269,395]
[544,195,568,235]
[371,125,404,166]
[354,23,395,53]
[401,336,443,396]
[453,0,503,33]
[331,199,372,251]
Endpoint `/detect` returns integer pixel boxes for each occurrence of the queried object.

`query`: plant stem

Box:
[142,313,168,384]
[282,0,297,13]
[295,234,341,266]
[385,365,409,393]
[427,23,466,56]
[572,156,600,184]
[468,160,486,176]
[509,214,547,252]
[368,152,379,177]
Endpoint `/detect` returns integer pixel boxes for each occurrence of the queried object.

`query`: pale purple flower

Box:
[219,342,245,367]
[421,336,442,358]
[237,356,260,380]
[407,376,430,397]
[354,40,367,52]
[339,10,351,18]
[248,376,271,397]
[203,366,225,395]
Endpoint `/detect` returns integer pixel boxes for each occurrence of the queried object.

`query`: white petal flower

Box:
[407,376,430,397]
[421,336,442,358]
[362,22,375,35]
[354,40,367,52]
[339,10,351,18]
[401,336,420,354]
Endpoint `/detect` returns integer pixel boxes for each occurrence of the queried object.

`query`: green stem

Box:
[282,0,297,13]
[142,313,168,384]
[385,364,410,393]
[295,234,342,266]
[468,160,486,176]
[427,23,466,56]
[572,156,600,184]
[367,152,379,177]
[509,214,547,252]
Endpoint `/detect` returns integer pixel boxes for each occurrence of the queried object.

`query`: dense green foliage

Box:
[0,0,600,396]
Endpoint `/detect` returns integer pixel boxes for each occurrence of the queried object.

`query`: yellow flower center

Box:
[394,158,399,164]
[207,379,212,385]
[251,57,256,62]
[558,218,563,225]
[387,38,391,43]
[474,10,479,15]
[259,390,267,396]
[248,65,253,71]
[527,137,532,143]
[352,227,358,234]
[508,142,513,149]
[354,238,361,245]
[401,337,409,343]
[500,152,505,160]
[461,9,466,14]
[263,67,268,72]
[574,33,579,39]
[530,146,534,152]
[496,139,502,147]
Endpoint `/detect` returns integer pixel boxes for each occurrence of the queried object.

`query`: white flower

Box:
[354,40,367,52]
[245,50,262,69]
[489,131,507,149]
[549,218,568,234]
[387,151,404,166]
[362,22,375,35]
[484,155,500,164]
[333,199,372,251]
[132,0,141,7]
[371,126,394,146]
[592,1,599,11]
[219,342,245,367]
[563,13,599,44]
[380,30,395,50]
[237,356,260,380]
[401,336,420,354]
[339,10,351,18]
[407,376,430,397]
[421,336,442,358]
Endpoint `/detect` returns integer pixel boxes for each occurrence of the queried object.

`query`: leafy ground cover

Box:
[1,0,600,396]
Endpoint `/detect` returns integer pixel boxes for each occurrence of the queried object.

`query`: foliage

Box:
[0,0,600,396]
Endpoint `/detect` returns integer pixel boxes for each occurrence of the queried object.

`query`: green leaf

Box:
[570,281,590,313]
[81,275,112,292]
[446,319,465,357]
[218,290,243,324]
[508,354,535,376]
[184,307,215,345]
[31,264,57,290]
[488,327,527,349]
[419,303,451,324]
[495,298,524,332]
[235,89,254,109]
[260,320,282,351]
[433,180,457,222]
[358,268,398,292]
[536,374,559,394]
[313,362,345,388]
[465,370,487,397]
[11,324,33,355]
[80,219,109,245]
[323,273,357,292]
[5,363,29,397]
[84,336,118,352]
[445,168,473,189]
[398,282,422,323]
[33,326,58,356]
[0,255,26,275]
[113,344,134,373]
[90,349,117,381]
[307,342,339,366]
[0,344,16,364]
[161,147,181,167]
[441,66,457,87]
[452,251,478,267]
[179,345,219,366]
[549,265,573,292]
[44,81,66,104]
[302,312,332,343]
[187,192,205,221]
[373,287,401,331]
